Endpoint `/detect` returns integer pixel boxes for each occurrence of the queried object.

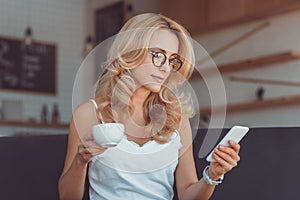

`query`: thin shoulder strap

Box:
[89,99,105,123]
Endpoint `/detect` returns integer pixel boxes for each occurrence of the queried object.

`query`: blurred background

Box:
[1,0,300,137]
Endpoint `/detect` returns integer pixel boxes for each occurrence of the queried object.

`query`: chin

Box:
[145,83,162,93]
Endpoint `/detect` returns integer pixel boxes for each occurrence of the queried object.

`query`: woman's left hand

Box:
[208,140,241,180]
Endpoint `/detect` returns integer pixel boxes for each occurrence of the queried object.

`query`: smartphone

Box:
[206,125,250,162]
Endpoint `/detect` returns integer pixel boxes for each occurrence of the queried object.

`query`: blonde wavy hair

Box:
[94,13,195,143]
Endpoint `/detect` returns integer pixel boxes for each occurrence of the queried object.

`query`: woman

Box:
[58,13,240,200]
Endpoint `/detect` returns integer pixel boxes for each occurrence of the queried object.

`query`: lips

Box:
[151,75,164,83]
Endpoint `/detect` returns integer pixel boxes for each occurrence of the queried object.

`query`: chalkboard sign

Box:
[0,36,56,95]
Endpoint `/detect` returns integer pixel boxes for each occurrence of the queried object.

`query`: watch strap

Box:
[202,166,224,186]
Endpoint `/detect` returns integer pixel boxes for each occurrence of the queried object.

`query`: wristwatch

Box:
[202,166,224,186]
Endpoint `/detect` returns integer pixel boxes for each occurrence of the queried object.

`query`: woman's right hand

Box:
[76,134,107,164]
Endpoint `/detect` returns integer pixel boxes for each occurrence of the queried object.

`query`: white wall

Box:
[0,0,85,135]
[0,0,161,136]
[193,10,300,127]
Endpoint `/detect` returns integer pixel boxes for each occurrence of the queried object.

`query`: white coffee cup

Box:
[92,123,125,147]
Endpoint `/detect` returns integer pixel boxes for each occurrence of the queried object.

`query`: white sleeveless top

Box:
[88,99,182,200]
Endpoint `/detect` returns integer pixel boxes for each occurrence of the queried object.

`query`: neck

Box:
[131,86,151,106]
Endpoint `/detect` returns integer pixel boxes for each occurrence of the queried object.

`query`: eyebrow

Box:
[149,47,180,57]
[149,47,166,53]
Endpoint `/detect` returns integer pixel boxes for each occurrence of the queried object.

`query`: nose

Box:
[159,60,171,73]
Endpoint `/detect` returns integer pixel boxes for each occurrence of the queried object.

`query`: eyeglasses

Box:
[148,48,184,72]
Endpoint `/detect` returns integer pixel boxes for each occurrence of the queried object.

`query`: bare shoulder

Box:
[72,100,100,138]
[74,100,96,118]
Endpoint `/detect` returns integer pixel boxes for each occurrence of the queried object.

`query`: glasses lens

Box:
[152,52,166,67]
[169,57,183,71]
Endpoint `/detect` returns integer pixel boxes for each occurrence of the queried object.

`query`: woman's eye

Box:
[153,52,163,57]
[170,58,179,65]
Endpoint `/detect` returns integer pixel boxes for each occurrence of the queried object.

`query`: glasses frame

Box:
[148,48,184,72]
